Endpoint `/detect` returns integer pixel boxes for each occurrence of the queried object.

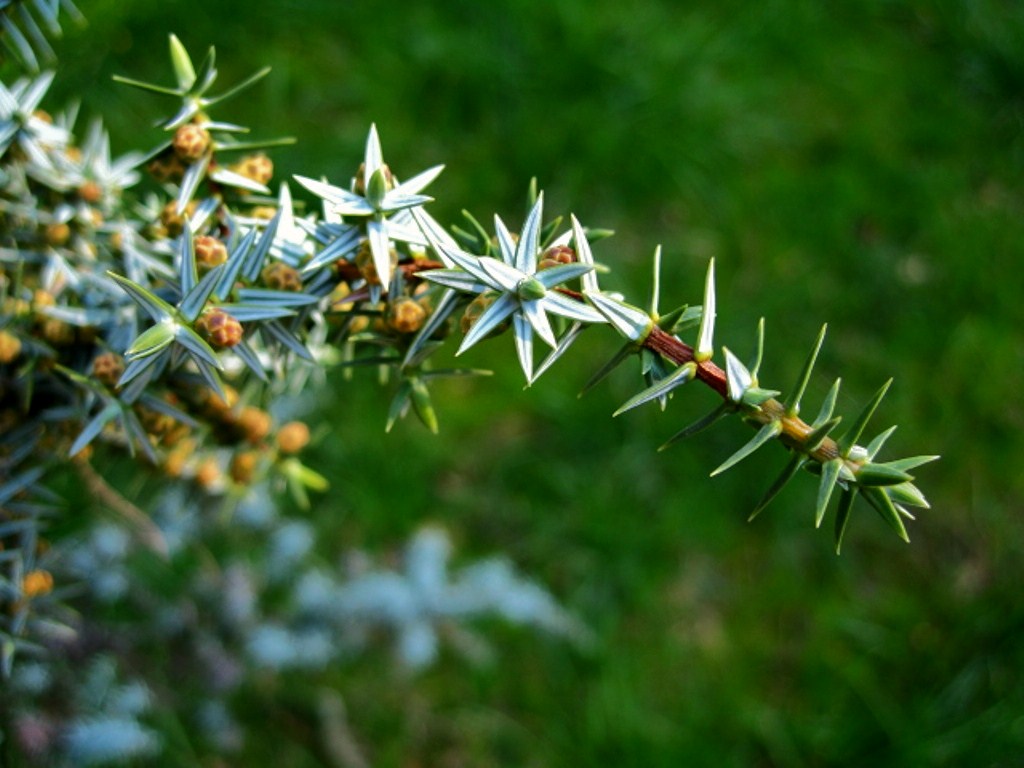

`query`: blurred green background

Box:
[43,0,1024,764]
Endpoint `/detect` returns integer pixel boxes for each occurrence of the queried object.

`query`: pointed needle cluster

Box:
[416,195,605,383]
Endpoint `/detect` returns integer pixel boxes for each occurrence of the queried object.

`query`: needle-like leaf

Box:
[749,317,765,380]
[749,454,803,521]
[862,487,910,542]
[613,362,696,417]
[659,403,730,451]
[838,379,893,456]
[834,488,857,554]
[695,258,716,360]
[711,420,783,477]
[785,324,827,417]
[812,378,842,428]
[815,458,843,528]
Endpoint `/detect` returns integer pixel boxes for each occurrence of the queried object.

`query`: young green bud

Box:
[516,277,547,301]
[411,378,439,434]
[354,161,393,197]
[367,168,389,208]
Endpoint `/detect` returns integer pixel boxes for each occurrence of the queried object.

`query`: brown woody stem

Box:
[410,264,846,466]
[643,326,842,464]
[645,326,728,398]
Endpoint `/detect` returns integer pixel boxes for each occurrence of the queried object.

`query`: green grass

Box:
[31,0,1024,764]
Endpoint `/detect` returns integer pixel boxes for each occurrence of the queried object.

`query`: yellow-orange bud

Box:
[230,153,273,186]
[21,570,54,599]
[230,450,260,484]
[276,421,310,454]
[195,457,221,489]
[172,123,212,163]
[237,406,272,444]
[194,236,228,270]
[387,297,427,334]
[195,308,243,348]
[0,330,21,363]
[91,352,125,387]
[261,262,303,292]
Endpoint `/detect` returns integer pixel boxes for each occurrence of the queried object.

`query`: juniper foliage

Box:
[0,7,938,765]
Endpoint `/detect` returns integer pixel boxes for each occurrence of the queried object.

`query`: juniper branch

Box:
[645,326,841,462]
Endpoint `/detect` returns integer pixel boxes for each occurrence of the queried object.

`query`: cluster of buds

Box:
[195,308,243,348]
[90,352,125,388]
[145,375,316,497]
[157,199,198,237]
[145,120,213,184]
[147,147,188,183]
[194,235,228,270]
[538,244,575,271]
[387,296,427,335]
[261,261,302,292]
[230,153,274,186]
[171,122,211,163]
